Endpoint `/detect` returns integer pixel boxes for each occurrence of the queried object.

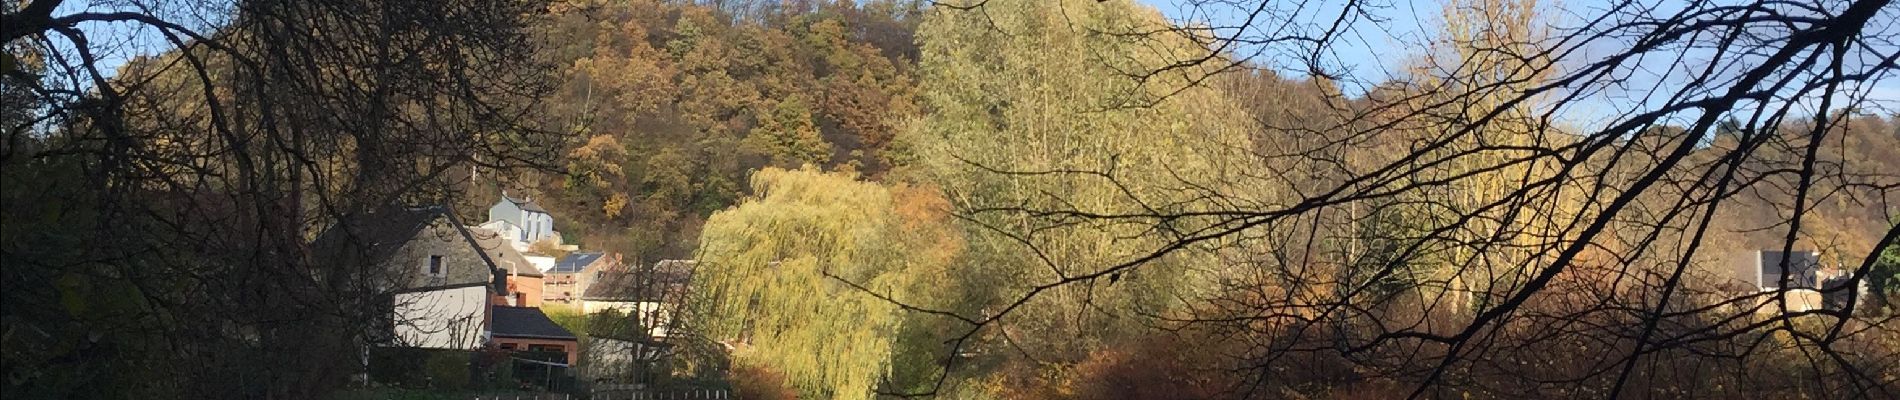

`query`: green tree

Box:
[744,97,832,168]
[530,0,922,258]
[892,0,1263,392]
[693,168,957,400]
[1875,238,1900,314]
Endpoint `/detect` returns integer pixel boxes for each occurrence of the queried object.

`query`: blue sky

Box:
[1140,0,1437,90]
[1137,0,1900,128]
[52,0,1900,129]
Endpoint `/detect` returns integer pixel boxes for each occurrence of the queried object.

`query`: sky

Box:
[50,0,1900,130]
[1137,0,1900,129]
[1140,0,1438,91]
[42,0,229,87]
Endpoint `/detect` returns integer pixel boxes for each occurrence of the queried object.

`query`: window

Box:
[499,343,515,350]
[529,344,563,352]
[427,255,444,276]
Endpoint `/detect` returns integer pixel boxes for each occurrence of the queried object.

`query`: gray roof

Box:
[551,252,606,274]
[491,306,577,340]
[312,205,509,294]
[469,227,539,277]
[311,206,447,266]
[503,194,549,213]
[582,260,695,302]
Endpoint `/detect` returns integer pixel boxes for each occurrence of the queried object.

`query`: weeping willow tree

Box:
[692,167,958,400]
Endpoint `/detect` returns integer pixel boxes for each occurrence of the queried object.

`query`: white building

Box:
[486,191,560,251]
[390,285,491,349]
[1730,250,1827,312]
[578,260,696,383]
[1733,250,1823,292]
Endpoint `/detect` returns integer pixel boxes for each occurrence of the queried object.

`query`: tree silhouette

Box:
[869,0,1900,398]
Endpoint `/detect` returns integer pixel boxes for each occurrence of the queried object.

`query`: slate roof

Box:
[469,227,539,277]
[491,306,577,340]
[550,252,606,274]
[311,205,508,293]
[311,206,447,267]
[503,194,548,213]
[583,260,694,302]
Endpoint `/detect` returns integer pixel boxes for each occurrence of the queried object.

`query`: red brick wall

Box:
[507,275,544,307]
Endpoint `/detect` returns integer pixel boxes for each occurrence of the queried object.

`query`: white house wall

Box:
[479,220,527,250]
[525,255,557,273]
[489,200,523,229]
[486,198,557,247]
[583,337,640,380]
[392,285,490,350]
[523,211,553,244]
[582,300,675,338]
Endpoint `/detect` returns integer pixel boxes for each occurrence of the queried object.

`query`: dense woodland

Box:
[515,0,926,261]
[5,0,1900,399]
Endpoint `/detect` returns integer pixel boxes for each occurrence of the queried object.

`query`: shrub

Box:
[730,364,798,400]
[368,348,475,389]
[422,350,471,388]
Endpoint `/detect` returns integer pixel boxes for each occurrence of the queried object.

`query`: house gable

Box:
[316,205,512,350]
[1732,250,1824,291]
[1757,250,1821,290]
[487,191,557,246]
[488,197,525,231]
[314,206,508,294]
[390,217,502,290]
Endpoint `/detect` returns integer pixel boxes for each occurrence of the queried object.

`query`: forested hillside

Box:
[510,0,924,260]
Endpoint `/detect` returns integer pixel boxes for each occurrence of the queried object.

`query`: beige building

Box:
[544,251,617,304]
[580,260,694,339]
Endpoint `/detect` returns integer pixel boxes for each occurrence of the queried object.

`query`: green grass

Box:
[542,303,589,336]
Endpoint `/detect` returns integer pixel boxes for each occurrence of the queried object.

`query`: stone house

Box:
[467,226,544,308]
[313,206,510,350]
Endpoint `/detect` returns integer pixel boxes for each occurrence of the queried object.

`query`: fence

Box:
[470,388,731,400]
